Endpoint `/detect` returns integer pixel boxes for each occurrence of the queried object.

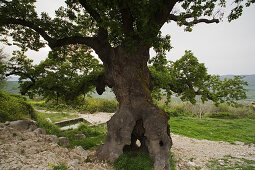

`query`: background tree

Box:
[6,46,103,103]
[0,0,253,169]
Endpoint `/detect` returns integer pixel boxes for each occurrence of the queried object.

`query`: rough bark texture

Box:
[95,46,172,169]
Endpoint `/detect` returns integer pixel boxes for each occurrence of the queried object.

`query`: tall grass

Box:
[0,91,35,122]
[161,100,255,119]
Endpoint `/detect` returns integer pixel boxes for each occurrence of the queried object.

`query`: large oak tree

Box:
[0,0,253,169]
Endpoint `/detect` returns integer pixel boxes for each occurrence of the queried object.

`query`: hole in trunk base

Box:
[123,119,148,152]
[136,139,141,147]
[159,140,164,147]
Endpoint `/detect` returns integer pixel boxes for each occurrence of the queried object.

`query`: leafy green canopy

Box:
[0,0,253,104]
[150,51,248,105]
[0,0,254,51]
[6,46,103,102]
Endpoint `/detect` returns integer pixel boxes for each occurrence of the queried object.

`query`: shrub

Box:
[207,112,239,119]
[0,91,35,122]
[161,105,188,117]
[80,97,118,113]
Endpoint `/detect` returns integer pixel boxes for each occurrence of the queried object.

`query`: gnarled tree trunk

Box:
[96,46,172,169]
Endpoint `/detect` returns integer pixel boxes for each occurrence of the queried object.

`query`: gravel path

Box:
[171,134,255,169]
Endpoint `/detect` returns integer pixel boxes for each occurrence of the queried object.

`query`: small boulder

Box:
[4,121,10,125]
[47,135,59,143]
[74,134,86,140]
[9,120,36,130]
[68,159,81,169]
[72,146,88,160]
[58,137,70,147]
[34,128,46,135]
[28,125,37,131]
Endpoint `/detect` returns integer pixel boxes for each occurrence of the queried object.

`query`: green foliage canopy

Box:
[0,0,253,104]
[150,51,248,105]
[6,46,103,102]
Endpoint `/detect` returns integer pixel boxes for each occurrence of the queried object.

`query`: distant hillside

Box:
[1,74,255,101]
[1,81,20,94]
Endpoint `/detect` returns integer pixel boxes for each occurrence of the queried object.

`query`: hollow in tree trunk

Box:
[96,46,172,169]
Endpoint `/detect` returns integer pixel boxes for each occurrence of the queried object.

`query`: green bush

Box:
[207,112,239,119]
[81,97,118,113]
[248,113,255,119]
[161,105,188,117]
[0,91,35,122]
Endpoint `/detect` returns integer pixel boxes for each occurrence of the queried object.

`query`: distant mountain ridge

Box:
[2,74,255,101]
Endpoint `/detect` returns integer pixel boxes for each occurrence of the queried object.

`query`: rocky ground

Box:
[0,120,113,170]
[1,116,255,170]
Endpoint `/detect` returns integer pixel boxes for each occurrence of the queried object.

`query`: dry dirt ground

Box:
[1,111,255,170]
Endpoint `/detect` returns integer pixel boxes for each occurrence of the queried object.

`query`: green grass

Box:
[114,151,153,170]
[0,91,35,122]
[114,151,176,170]
[60,123,107,149]
[36,112,79,123]
[169,117,255,144]
[206,155,255,169]
[34,112,106,150]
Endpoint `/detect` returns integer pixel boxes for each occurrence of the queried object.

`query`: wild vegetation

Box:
[0,91,35,122]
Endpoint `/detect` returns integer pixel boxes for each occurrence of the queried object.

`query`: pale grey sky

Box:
[2,0,255,75]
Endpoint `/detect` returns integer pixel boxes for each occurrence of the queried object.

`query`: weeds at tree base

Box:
[113,151,176,170]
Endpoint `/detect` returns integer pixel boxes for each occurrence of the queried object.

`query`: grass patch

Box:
[169,117,255,144]
[206,155,255,169]
[61,123,107,149]
[36,112,79,123]
[114,151,176,170]
[34,112,106,150]
[0,91,35,122]
[114,151,153,170]
[170,151,176,170]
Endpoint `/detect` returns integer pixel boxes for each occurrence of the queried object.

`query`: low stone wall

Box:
[55,118,90,127]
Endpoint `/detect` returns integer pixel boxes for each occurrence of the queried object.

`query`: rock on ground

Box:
[0,121,113,170]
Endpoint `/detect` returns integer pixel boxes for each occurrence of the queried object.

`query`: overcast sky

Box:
[2,0,255,75]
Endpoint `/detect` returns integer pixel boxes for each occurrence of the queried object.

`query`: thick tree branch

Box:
[150,0,178,29]
[1,18,101,50]
[77,0,108,40]
[168,14,219,25]
[1,18,52,43]
[77,0,102,23]
[117,1,134,36]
